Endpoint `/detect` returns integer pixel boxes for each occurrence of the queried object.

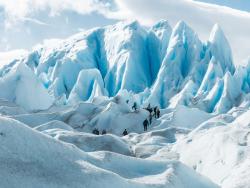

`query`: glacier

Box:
[0,20,249,188]
[0,20,248,114]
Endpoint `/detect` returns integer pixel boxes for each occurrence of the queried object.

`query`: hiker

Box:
[123,129,128,136]
[149,113,153,125]
[102,130,107,135]
[146,103,153,115]
[132,102,137,111]
[156,108,160,118]
[154,106,158,118]
[92,128,99,135]
[143,119,149,131]
[147,103,151,110]
[148,108,153,115]
[126,99,129,104]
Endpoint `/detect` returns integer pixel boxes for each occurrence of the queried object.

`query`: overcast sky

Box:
[0,0,250,65]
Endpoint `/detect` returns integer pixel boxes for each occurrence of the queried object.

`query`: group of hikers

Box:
[92,128,106,135]
[92,128,129,136]
[142,104,160,131]
[92,102,160,137]
[124,102,161,135]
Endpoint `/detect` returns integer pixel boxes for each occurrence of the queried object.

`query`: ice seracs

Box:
[103,20,152,96]
[68,68,107,104]
[147,20,172,82]
[0,20,249,114]
[148,21,203,107]
[0,62,53,111]
[208,24,235,74]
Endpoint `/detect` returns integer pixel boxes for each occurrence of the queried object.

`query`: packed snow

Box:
[0,20,249,188]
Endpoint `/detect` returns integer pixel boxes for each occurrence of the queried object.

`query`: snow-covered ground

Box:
[0,97,248,188]
[0,20,249,187]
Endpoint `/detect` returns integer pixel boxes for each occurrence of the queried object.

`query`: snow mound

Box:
[80,101,149,135]
[34,120,74,132]
[54,132,133,156]
[154,105,213,130]
[88,151,218,188]
[126,127,190,158]
[0,116,218,188]
[0,98,27,116]
[172,109,250,188]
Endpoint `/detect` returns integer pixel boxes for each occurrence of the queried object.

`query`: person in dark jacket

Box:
[154,106,157,118]
[123,129,128,136]
[148,108,153,115]
[132,102,137,111]
[102,130,107,135]
[92,128,99,135]
[149,114,153,125]
[147,103,151,110]
[156,108,160,118]
[143,119,149,131]
[146,103,153,115]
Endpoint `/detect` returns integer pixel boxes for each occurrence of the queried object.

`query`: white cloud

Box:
[109,0,250,65]
[0,0,111,27]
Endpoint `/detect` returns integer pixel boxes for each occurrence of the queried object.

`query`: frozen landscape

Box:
[0,19,249,188]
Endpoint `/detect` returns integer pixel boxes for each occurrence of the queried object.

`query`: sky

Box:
[0,0,250,65]
[195,0,250,12]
